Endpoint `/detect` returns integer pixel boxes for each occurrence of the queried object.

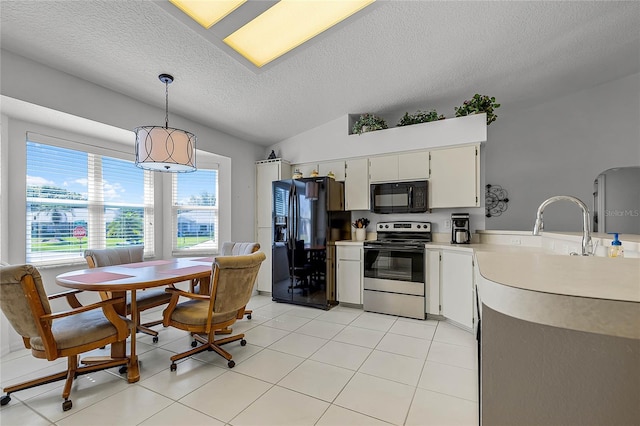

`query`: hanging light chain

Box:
[164,78,170,129]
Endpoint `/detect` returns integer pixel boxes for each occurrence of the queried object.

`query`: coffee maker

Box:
[451,213,471,244]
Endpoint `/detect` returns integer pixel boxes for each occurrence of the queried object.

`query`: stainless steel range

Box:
[363,221,431,320]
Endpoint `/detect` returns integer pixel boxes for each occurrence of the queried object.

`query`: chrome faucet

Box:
[532,195,593,256]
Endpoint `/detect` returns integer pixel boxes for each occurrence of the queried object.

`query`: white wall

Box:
[485,72,640,231]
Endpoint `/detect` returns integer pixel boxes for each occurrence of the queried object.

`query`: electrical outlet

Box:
[445,220,451,229]
[510,238,521,245]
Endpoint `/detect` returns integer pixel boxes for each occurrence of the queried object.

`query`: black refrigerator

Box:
[272,177,351,309]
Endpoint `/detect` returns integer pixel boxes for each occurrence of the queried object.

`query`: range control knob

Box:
[417,225,421,229]
[385,225,389,228]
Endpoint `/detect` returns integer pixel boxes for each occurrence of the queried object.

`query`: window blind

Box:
[172,167,218,255]
[26,140,154,264]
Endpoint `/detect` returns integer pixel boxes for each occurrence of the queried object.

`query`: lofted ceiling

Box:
[1,0,639,146]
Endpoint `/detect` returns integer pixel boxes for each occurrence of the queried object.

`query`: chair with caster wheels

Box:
[0,264,133,412]
[163,251,265,370]
[85,247,172,343]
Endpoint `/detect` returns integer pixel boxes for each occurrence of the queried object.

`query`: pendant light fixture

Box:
[135,74,196,172]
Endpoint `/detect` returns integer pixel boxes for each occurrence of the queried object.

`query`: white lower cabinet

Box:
[426,249,441,315]
[336,245,363,304]
[441,250,474,329]
[256,227,273,292]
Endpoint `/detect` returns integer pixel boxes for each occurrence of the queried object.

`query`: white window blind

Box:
[26,140,154,264]
[172,167,218,255]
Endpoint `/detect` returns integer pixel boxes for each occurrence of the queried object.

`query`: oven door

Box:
[363,244,424,283]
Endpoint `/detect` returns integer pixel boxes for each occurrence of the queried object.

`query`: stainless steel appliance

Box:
[272,177,351,309]
[451,213,470,244]
[593,166,640,234]
[363,221,431,319]
[370,180,428,214]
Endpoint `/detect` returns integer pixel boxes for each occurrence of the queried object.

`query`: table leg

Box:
[127,289,140,383]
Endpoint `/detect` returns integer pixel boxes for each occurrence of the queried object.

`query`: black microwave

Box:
[370,180,428,214]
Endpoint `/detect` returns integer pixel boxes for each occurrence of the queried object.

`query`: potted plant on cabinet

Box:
[454,94,500,125]
[352,217,370,241]
[397,109,445,126]
[352,113,388,135]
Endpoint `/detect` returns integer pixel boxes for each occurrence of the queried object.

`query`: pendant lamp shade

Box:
[135,74,197,172]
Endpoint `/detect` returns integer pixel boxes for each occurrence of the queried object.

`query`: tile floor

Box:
[0,296,478,425]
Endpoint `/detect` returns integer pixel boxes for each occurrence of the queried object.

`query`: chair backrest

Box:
[0,264,51,343]
[84,246,144,268]
[219,242,260,256]
[211,251,266,315]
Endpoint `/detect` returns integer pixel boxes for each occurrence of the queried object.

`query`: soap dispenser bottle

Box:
[607,233,624,258]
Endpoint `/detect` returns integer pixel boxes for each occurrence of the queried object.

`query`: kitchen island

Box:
[475,251,640,425]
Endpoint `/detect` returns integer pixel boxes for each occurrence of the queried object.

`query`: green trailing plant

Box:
[454,94,500,125]
[352,218,370,229]
[352,113,388,135]
[397,109,445,126]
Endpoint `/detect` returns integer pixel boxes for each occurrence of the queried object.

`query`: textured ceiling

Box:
[1,1,639,146]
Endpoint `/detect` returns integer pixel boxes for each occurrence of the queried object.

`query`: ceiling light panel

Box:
[170,0,247,29]
[224,0,375,68]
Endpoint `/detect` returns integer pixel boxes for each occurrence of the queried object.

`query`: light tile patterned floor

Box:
[0,295,478,425]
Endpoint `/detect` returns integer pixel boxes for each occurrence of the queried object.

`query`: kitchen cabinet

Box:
[344,158,369,211]
[441,250,474,329]
[369,151,430,183]
[429,144,480,208]
[369,155,398,183]
[318,160,346,181]
[336,245,363,305]
[255,159,290,293]
[398,151,430,180]
[425,249,441,315]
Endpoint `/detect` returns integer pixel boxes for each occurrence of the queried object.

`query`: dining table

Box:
[55,256,216,383]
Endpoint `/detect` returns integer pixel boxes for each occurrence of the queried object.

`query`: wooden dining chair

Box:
[84,246,171,343]
[0,263,133,412]
[163,251,266,369]
[190,242,260,320]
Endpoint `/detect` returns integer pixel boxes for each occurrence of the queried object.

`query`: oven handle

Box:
[363,245,425,252]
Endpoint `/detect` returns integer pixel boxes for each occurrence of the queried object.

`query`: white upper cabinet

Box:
[398,151,430,180]
[369,155,399,182]
[291,162,318,179]
[256,159,290,228]
[429,144,480,208]
[369,152,430,183]
[345,158,370,211]
[318,160,346,181]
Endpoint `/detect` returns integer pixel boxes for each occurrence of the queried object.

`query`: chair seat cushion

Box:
[126,288,172,311]
[167,300,237,327]
[30,309,130,352]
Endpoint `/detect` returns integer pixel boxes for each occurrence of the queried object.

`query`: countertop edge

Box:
[477,273,640,339]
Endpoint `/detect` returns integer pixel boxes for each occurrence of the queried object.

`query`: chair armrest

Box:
[48,289,84,308]
[40,296,126,321]
[165,287,211,301]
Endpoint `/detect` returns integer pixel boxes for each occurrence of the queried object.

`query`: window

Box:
[26,141,154,264]
[172,167,218,254]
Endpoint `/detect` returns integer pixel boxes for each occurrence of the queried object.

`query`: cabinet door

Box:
[426,249,441,315]
[337,246,363,304]
[441,250,474,329]
[256,162,281,228]
[398,151,430,180]
[318,161,346,181]
[256,227,273,292]
[368,155,398,183]
[429,145,479,208]
[345,158,370,211]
